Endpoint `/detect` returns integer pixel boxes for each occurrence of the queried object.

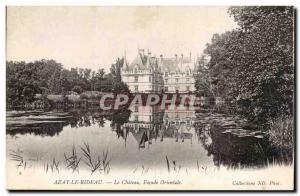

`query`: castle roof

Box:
[160,57,192,73]
[125,52,157,71]
[124,50,194,72]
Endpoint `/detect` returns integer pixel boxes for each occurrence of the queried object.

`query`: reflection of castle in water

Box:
[7,108,291,168]
[119,105,196,149]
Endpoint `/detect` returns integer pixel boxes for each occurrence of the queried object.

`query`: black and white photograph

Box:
[5,6,295,191]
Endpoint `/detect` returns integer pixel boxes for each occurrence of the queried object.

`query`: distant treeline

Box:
[6,58,129,107]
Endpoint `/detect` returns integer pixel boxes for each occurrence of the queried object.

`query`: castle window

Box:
[186,86,190,91]
[135,85,138,92]
[175,78,179,83]
[135,106,139,112]
[165,79,168,83]
[135,115,139,121]
[165,87,168,92]
[149,76,152,82]
[165,72,169,77]
[187,78,190,82]
[134,76,138,82]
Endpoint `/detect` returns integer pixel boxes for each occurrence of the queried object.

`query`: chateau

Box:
[121,49,196,93]
[120,105,195,149]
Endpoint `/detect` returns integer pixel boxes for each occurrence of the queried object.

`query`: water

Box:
[6,105,291,173]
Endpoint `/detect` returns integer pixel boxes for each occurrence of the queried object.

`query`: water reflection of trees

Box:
[6,109,131,137]
[7,122,68,137]
[7,106,198,147]
[194,123,292,168]
[7,108,292,168]
[69,110,103,128]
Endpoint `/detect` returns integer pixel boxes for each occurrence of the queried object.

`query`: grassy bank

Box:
[267,116,294,153]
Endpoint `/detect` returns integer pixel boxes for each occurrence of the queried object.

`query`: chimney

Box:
[138,48,145,56]
[146,51,151,67]
[180,54,183,66]
[159,54,163,67]
[159,54,163,62]
[123,50,128,69]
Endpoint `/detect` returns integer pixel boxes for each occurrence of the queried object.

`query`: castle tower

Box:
[123,50,129,70]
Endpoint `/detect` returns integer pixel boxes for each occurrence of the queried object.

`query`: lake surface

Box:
[6,105,292,174]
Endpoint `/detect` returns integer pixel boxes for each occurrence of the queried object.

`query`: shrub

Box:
[267,116,294,152]
[72,86,84,94]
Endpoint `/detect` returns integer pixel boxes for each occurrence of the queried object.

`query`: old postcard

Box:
[6,6,295,191]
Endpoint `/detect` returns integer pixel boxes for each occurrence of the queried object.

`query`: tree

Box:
[110,58,129,93]
[203,30,243,101]
[6,57,130,107]
[59,69,71,92]
[194,55,214,97]
[91,68,106,91]
[196,6,294,125]
[72,86,84,94]
[48,66,63,94]
[229,6,293,123]
[110,58,123,83]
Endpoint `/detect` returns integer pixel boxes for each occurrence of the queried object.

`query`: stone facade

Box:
[160,53,196,93]
[121,49,196,93]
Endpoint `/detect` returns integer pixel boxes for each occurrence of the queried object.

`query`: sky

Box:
[7,6,237,71]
